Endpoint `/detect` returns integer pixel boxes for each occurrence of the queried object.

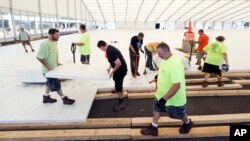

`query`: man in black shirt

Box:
[97,40,128,112]
[129,32,144,77]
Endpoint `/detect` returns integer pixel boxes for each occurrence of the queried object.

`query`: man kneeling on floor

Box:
[97,40,128,112]
[141,43,193,136]
[37,28,75,105]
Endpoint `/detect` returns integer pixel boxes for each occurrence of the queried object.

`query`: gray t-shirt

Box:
[19,31,29,41]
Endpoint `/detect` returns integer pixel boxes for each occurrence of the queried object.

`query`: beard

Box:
[52,37,59,41]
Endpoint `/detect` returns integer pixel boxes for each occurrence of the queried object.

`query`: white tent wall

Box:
[68,0,76,19]
[135,22,146,29]
[57,0,69,18]
[76,0,82,21]
[116,21,126,29]
[40,0,56,15]
[12,0,39,13]
[1,0,10,8]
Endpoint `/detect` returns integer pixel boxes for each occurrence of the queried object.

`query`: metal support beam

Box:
[175,0,204,21]
[165,0,191,22]
[221,8,250,21]
[225,10,250,21]
[145,0,159,22]
[155,0,174,22]
[135,0,144,22]
[9,0,17,40]
[80,0,96,23]
[197,0,234,21]
[186,0,218,22]
[206,0,247,21]
[55,0,59,28]
[38,0,44,37]
[125,0,129,22]
[97,0,106,23]
[112,0,116,23]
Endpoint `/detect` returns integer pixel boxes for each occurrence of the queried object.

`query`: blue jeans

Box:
[144,46,154,69]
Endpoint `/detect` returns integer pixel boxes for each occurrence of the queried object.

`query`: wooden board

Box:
[233,80,250,85]
[0,128,131,140]
[186,72,250,77]
[0,118,131,131]
[186,84,242,91]
[186,78,229,83]
[132,113,250,127]
[95,91,128,100]
[131,126,228,140]
[128,90,250,99]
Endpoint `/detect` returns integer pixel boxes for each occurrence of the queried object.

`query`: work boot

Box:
[112,102,125,112]
[150,68,157,71]
[202,81,208,88]
[197,66,202,70]
[141,124,158,136]
[111,90,118,93]
[179,119,194,134]
[62,96,75,105]
[43,95,57,103]
[218,81,224,87]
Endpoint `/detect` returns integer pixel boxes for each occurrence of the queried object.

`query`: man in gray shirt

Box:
[19,27,34,53]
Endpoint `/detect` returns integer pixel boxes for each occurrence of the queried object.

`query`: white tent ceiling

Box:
[82,0,250,22]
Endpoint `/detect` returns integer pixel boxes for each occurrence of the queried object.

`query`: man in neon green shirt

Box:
[73,24,90,64]
[37,28,75,105]
[141,43,193,136]
[201,36,229,87]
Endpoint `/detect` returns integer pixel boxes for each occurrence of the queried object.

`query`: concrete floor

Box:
[0,29,250,124]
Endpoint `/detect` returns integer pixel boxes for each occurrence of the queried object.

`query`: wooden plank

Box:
[0,128,131,140]
[186,72,250,77]
[128,90,250,99]
[132,113,250,127]
[186,78,230,83]
[95,91,128,100]
[0,118,131,131]
[186,84,242,91]
[0,126,229,140]
[233,80,250,85]
[131,126,228,140]
[187,90,250,97]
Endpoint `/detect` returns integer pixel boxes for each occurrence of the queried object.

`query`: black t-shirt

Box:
[129,36,143,54]
[106,45,127,72]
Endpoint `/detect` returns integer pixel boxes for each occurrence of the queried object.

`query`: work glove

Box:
[157,98,166,107]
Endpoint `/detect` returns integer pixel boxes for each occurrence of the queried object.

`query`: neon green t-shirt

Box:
[79,32,90,55]
[155,55,187,106]
[203,42,227,66]
[36,39,58,74]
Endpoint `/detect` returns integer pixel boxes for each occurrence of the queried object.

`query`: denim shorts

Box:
[153,98,186,119]
[46,78,61,92]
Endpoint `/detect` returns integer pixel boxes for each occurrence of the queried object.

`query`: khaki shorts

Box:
[196,51,205,60]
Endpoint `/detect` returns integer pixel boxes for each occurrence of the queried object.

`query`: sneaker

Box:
[218,81,224,87]
[150,68,157,71]
[43,95,57,103]
[179,119,194,134]
[197,66,202,70]
[141,124,158,136]
[62,96,75,105]
[136,72,141,76]
[25,50,28,53]
[112,102,125,112]
[31,49,35,52]
[202,81,208,88]
[111,90,118,93]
